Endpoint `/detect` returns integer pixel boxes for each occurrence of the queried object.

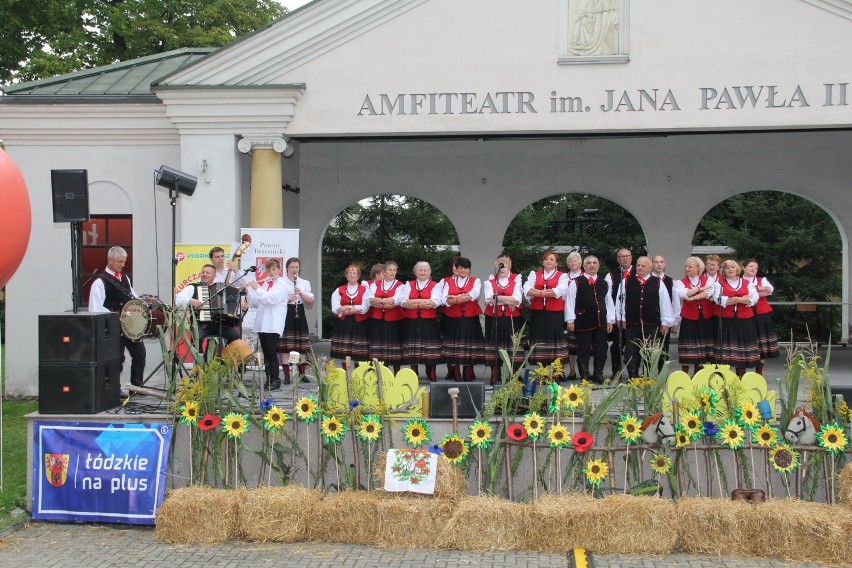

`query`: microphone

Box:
[497,263,505,270]
[243,266,257,274]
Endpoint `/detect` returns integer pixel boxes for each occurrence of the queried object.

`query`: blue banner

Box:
[32,421,173,525]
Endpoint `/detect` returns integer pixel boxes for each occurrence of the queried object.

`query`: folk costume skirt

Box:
[526,309,569,364]
[368,317,405,364]
[676,316,715,365]
[717,316,760,368]
[753,312,780,360]
[442,315,488,366]
[277,303,311,353]
[403,317,443,364]
[330,316,370,362]
[484,314,525,365]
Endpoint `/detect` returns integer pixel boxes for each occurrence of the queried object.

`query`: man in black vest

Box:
[88,246,146,387]
[565,255,615,383]
[175,264,246,349]
[605,248,634,379]
[652,255,674,367]
[615,256,674,379]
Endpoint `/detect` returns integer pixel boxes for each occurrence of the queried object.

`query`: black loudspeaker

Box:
[51,169,89,222]
[430,383,485,419]
[39,360,121,414]
[831,386,852,407]
[39,313,120,364]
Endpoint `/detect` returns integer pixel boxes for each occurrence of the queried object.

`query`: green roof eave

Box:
[0,94,162,104]
[152,83,306,92]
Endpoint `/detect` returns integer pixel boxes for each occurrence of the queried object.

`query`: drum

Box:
[120,297,165,340]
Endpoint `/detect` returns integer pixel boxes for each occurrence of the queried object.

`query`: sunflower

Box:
[562,384,584,411]
[817,423,848,454]
[222,412,249,439]
[675,427,691,448]
[321,415,346,443]
[547,424,572,449]
[357,414,383,443]
[263,406,289,431]
[738,401,760,429]
[696,387,719,415]
[468,420,492,449]
[584,458,608,487]
[650,452,672,475]
[403,418,431,448]
[506,423,528,442]
[295,396,319,423]
[198,414,220,431]
[618,414,643,444]
[179,401,199,426]
[717,420,745,450]
[754,424,779,448]
[769,443,800,473]
[680,411,703,440]
[440,434,469,464]
[523,412,545,440]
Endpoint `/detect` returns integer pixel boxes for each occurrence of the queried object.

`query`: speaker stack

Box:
[429,382,485,419]
[38,313,122,414]
[50,169,90,222]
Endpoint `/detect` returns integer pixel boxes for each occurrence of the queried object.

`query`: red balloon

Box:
[0,149,32,289]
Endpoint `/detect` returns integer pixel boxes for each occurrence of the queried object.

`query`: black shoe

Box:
[283,378,291,385]
[268,380,282,391]
[300,376,310,384]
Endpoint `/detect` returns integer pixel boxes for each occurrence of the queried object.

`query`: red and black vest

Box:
[751,276,773,315]
[336,284,369,322]
[528,270,565,312]
[370,279,405,321]
[484,274,522,317]
[624,275,661,327]
[403,280,438,319]
[720,278,754,319]
[679,275,713,321]
[574,276,609,331]
[442,276,483,318]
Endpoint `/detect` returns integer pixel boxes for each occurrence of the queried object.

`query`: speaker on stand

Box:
[51,169,90,314]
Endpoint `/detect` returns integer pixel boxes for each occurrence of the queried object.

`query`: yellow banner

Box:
[174,244,232,293]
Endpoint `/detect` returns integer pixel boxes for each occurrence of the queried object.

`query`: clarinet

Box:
[293,274,300,319]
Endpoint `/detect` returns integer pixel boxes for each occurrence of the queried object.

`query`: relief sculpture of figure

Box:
[568,0,620,56]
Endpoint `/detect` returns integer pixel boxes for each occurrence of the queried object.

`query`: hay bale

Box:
[594,494,678,554]
[675,497,758,556]
[306,491,382,545]
[838,463,852,506]
[751,499,852,565]
[439,496,530,551]
[239,486,322,543]
[373,452,467,500]
[526,493,603,552]
[155,486,242,543]
[374,495,456,549]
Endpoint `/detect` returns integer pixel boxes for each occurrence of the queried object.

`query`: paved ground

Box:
[0,522,837,568]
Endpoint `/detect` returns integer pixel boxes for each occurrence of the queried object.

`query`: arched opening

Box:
[320,194,460,337]
[502,194,647,276]
[692,191,843,343]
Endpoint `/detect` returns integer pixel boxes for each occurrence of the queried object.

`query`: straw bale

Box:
[373,451,467,500]
[675,497,758,556]
[439,496,530,551]
[750,499,852,565]
[526,493,604,552]
[155,486,243,543]
[593,494,678,554]
[239,485,322,543]
[838,463,852,507]
[374,495,457,549]
[305,491,382,545]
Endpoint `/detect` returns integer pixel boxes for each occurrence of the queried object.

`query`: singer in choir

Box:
[606,248,634,379]
[395,261,443,382]
[672,256,715,374]
[483,255,524,385]
[441,257,487,382]
[246,258,288,389]
[330,264,371,366]
[742,258,780,374]
[711,260,761,376]
[367,260,405,374]
[564,251,584,380]
[523,251,570,369]
[565,255,615,384]
[276,257,315,382]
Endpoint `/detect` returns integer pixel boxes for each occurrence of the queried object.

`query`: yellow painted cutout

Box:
[325,361,425,417]
[665,364,775,420]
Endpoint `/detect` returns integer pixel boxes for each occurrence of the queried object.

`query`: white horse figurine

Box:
[784,406,820,445]
[641,412,676,446]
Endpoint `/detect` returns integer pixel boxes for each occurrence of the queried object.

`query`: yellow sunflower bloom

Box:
[295,396,319,422]
[739,402,760,428]
[547,424,572,449]
[523,412,545,440]
[769,444,800,473]
[680,411,703,440]
[403,418,431,448]
[179,401,199,426]
[222,412,249,439]
[754,424,779,447]
[263,407,289,431]
[468,420,492,449]
[717,420,745,450]
[441,434,469,464]
[562,385,585,410]
[675,428,691,448]
[817,423,848,454]
[618,415,643,444]
[584,458,608,487]
[650,452,672,475]
[321,415,346,443]
[357,415,383,443]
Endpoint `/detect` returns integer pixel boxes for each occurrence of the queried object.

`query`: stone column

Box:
[237,137,287,227]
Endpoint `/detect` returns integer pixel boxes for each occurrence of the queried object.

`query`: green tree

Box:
[321,195,459,337]
[1,0,286,84]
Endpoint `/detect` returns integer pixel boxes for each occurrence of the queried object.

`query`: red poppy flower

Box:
[573,431,594,453]
[507,423,528,441]
[198,414,221,431]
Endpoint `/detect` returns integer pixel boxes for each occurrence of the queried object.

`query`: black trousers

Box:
[608,327,626,376]
[120,336,147,386]
[258,332,280,379]
[198,322,241,351]
[576,327,608,379]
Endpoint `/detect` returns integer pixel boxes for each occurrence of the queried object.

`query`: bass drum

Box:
[120,297,165,340]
